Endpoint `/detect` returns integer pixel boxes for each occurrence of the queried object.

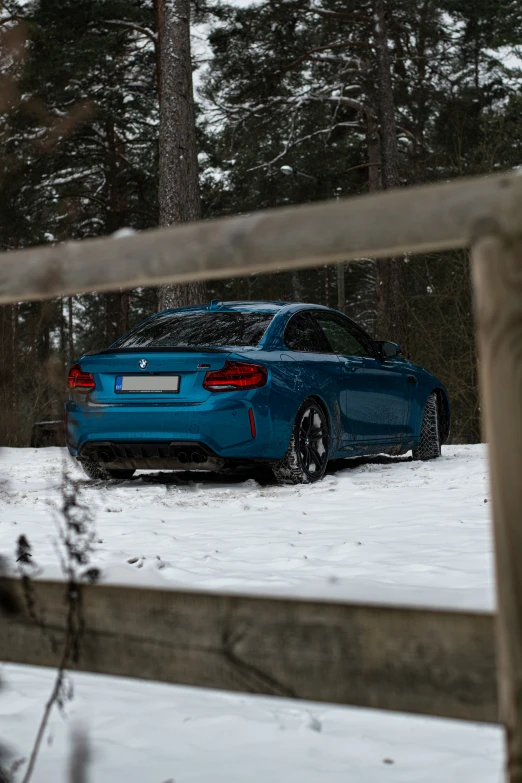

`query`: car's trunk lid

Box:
[78,349,230,404]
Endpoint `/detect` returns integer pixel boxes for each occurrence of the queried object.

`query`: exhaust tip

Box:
[99,450,111,463]
[191,451,203,464]
[178,451,188,464]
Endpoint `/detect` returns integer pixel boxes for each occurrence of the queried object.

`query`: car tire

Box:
[273,398,329,485]
[81,460,135,480]
[412,392,441,461]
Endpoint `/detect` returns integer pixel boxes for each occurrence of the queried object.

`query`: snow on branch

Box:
[309,3,372,24]
[246,121,363,174]
[309,93,374,116]
[96,19,157,44]
[279,40,371,75]
[207,77,368,128]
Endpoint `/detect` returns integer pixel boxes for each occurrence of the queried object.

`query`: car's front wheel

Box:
[273,398,329,485]
[80,459,135,481]
[412,392,441,460]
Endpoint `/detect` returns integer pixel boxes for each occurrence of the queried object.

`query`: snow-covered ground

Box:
[0,445,503,781]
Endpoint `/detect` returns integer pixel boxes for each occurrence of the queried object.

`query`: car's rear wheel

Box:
[80,459,135,481]
[273,398,329,485]
[412,392,441,460]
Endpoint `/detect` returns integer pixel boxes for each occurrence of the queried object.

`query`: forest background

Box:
[1,0,521,447]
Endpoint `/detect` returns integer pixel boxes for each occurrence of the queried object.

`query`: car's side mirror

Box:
[376,340,402,359]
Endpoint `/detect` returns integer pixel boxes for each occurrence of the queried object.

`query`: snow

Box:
[111,227,137,239]
[0,445,496,609]
[0,445,503,781]
[0,665,503,783]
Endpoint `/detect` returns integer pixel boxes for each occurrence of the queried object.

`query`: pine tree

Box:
[0,0,160,444]
[155,0,206,310]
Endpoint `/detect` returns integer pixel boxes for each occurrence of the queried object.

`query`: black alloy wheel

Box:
[298,404,329,478]
[273,398,330,485]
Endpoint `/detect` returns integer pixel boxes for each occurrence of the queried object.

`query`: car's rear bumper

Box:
[65,390,289,463]
[79,440,227,471]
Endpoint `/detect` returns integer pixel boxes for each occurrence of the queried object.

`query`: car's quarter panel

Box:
[277,310,345,455]
[270,351,344,456]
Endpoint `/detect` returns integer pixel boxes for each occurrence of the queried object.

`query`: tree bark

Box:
[104,108,128,345]
[68,296,74,365]
[156,0,206,310]
[291,271,303,302]
[366,111,382,193]
[336,264,345,313]
[0,304,14,444]
[372,0,408,353]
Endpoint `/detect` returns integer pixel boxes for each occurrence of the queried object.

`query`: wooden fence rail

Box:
[0,577,498,723]
[0,171,520,304]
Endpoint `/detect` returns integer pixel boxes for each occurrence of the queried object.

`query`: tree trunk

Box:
[68,296,74,366]
[104,114,131,345]
[337,264,345,313]
[366,111,382,193]
[59,296,66,365]
[0,304,14,444]
[292,271,303,302]
[31,301,53,432]
[156,0,206,310]
[372,0,408,353]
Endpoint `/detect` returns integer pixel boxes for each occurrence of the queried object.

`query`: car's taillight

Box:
[68,364,95,391]
[203,361,267,392]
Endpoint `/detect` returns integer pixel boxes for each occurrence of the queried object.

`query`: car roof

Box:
[158,301,335,316]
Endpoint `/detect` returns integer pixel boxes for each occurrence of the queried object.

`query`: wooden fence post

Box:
[471,229,522,783]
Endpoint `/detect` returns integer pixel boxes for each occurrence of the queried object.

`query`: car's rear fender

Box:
[264,357,342,458]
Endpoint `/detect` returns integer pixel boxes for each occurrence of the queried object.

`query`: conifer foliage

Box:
[1,0,521,445]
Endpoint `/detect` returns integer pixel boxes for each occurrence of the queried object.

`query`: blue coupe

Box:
[65,301,450,484]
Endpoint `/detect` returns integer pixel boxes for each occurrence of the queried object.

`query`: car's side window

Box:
[314,313,374,357]
[284,312,330,353]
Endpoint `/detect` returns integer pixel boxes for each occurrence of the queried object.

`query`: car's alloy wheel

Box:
[412,392,441,460]
[80,459,135,481]
[273,399,329,485]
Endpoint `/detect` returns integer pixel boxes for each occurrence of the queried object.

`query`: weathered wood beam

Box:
[0,172,521,304]
[472,231,522,779]
[0,577,498,723]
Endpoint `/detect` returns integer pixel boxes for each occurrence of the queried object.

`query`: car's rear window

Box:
[112,311,274,349]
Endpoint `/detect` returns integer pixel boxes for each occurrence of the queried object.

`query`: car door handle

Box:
[407,375,418,384]
[343,361,358,372]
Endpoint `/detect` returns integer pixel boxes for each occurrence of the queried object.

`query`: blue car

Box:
[65,301,450,484]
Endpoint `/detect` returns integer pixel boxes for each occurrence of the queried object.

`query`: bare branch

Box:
[92,19,157,44]
[344,162,381,174]
[312,8,372,24]
[279,40,372,75]
[20,633,73,783]
[246,121,363,173]
[308,55,360,66]
[309,93,375,117]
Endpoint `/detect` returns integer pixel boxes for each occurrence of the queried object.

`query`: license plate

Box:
[115,375,180,393]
